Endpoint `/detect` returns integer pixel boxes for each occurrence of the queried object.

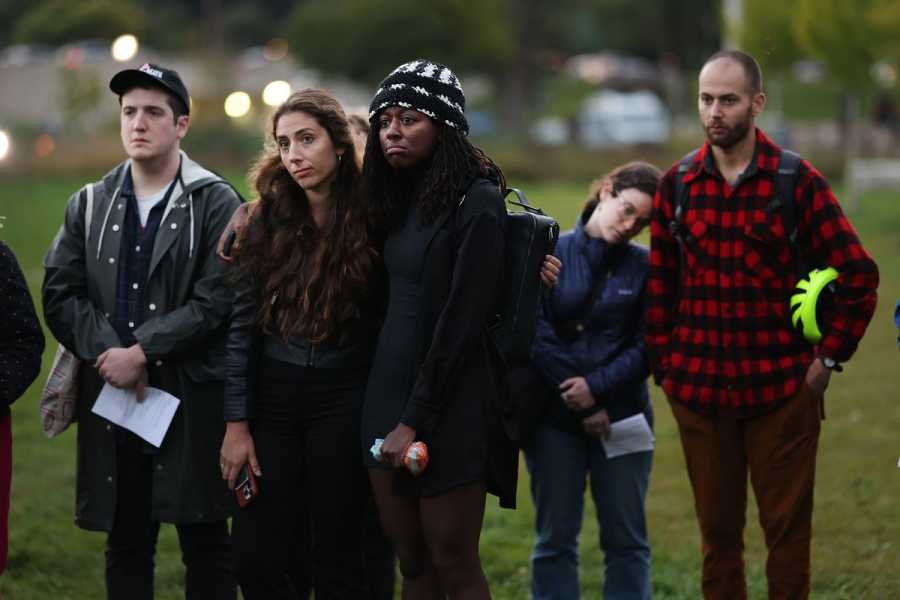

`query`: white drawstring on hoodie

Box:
[188,192,195,259]
[95,186,120,260]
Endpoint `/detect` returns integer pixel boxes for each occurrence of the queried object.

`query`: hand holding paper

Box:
[92,383,180,447]
[600,413,655,459]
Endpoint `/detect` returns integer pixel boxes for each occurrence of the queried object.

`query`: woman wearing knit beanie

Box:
[361,59,514,599]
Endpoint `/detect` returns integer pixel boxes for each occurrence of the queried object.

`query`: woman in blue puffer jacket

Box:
[526,161,662,600]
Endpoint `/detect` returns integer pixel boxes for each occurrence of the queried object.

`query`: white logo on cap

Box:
[139,63,164,79]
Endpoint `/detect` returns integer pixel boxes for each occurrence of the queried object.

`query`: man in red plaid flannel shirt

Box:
[646,50,878,599]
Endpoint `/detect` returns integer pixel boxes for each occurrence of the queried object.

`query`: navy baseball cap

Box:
[110,63,190,115]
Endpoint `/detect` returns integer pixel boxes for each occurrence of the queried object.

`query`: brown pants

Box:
[670,384,823,600]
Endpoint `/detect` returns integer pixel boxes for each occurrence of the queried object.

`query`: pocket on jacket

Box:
[743,221,792,280]
[682,219,713,276]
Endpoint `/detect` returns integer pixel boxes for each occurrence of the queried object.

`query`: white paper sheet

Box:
[601,413,655,458]
[91,383,180,447]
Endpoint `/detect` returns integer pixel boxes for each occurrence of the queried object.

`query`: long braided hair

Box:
[363,121,506,231]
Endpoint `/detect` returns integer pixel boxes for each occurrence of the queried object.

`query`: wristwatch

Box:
[818,356,843,372]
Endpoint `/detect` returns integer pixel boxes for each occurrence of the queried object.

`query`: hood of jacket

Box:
[91,151,229,261]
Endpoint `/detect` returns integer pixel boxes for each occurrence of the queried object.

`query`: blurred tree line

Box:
[1,0,720,69]
[740,0,900,173]
[741,0,900,87]
[9,1,897,145]
[4,0,898,107]
[1,0,720,127]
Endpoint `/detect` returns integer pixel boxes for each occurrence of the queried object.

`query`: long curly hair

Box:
[232,89,377,343]
[362,120,506,230]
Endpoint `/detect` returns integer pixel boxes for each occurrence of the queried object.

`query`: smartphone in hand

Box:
[234,465,258,507]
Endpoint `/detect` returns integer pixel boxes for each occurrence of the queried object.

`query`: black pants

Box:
[233,359,372,599]
[289,491,397,600]
[284,363,397,600]
[106,432,235,600]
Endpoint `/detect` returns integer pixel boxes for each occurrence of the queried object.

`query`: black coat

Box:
[0,241,45,416]
[42,153,241,531]
[395,179,518,509]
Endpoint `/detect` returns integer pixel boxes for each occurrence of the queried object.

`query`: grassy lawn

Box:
[1,171,898,598]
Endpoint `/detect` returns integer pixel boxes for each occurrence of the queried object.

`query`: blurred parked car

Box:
[530,116,570,146]
[577,90,670,148]
[0,44,53,67]
[567,53,659,88]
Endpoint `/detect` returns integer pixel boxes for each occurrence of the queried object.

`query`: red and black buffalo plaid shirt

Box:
[646,129,879,416]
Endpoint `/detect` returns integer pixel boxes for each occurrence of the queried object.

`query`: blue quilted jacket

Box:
[531,214,651,431]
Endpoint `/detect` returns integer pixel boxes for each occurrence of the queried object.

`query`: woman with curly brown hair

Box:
[218,89,382,599]
[361,59,515,599]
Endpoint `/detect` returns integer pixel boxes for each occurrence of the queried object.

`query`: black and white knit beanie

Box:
[368,59,469,134]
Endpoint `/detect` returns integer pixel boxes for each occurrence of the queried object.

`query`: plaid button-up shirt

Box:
[646,129,878,416]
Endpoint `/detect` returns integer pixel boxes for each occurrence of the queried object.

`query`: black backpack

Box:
[490,188,560,360]
[458,184,560,361]
[453,183,559,446]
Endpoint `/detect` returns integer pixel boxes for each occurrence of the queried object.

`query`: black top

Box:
[223,247,386,422]
[362,202,431,455]
[360,179,519,507]
[0,240,45,416]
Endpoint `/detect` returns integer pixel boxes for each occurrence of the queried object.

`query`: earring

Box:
[337,154,342,162]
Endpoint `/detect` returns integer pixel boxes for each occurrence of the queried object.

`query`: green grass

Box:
[1,173,899,598]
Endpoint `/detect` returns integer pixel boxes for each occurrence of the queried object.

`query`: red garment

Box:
[646,129,878,416]
[1,414,11,574]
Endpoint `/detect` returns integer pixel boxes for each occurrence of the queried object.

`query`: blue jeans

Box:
[525,422,653,600]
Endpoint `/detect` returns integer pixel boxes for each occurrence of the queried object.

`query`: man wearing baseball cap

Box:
[43,63,241,599]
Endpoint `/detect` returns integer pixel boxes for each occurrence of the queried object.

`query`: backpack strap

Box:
[670,149,699,237]
[769,149,804,274]
[504,187,548,216]
[667,150,699,311]
[773,149,802,244]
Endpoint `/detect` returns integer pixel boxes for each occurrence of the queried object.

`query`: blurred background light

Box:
[262,80,291,107]
[34,133,55,158]
[111,34,139,62]
[61,46,84,70]
[224,91,252,118]
[263,38,288,62]
[872,62,897,88]
[0,130,10,161]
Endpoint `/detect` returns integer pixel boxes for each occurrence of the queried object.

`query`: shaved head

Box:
[702,50,763,96]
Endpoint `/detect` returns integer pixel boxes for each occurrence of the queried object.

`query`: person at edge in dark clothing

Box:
[526,162,661,600]
[42,64,241,600]
[361,58,519,599]
[0,240,45,576]
[645,50,879,600]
